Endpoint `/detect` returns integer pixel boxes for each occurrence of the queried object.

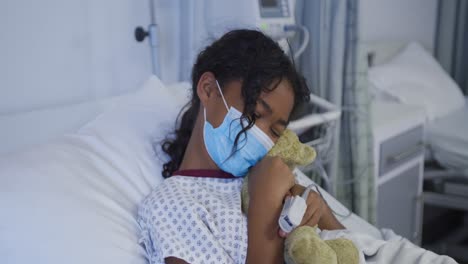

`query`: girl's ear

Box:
[196,72,217,108]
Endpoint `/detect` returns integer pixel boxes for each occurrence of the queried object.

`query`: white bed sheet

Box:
[427,98,468,172]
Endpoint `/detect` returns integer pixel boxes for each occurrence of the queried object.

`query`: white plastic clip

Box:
[278,185,314,233]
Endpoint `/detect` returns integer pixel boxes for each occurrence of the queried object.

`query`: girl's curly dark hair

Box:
[161,29,310,178]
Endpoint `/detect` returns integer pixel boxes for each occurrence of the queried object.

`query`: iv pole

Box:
[134,0,161,77]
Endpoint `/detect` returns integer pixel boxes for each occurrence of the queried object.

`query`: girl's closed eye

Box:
[252,111,283,139]
[270,128,281,138]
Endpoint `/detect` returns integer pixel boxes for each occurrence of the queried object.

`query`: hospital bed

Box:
[367,40,468,262]
[0,76,457,263]
[367,41,468,173]
[426,101,468,173]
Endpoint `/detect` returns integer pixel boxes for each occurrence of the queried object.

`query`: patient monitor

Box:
[256,0,296,40]
[204,0,297,41]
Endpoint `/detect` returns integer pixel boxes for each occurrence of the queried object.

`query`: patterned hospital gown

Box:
[137,171,248,264]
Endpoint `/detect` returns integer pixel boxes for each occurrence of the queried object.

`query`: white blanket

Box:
[320,229,457,264]
[295,171,457,264]
[427,98,468,172]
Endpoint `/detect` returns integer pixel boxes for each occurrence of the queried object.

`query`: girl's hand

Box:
[278,184,326,238]
[293,184,325,227]
[248,156,295,205]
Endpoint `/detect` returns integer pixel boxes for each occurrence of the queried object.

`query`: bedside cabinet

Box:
[372,102,426,245]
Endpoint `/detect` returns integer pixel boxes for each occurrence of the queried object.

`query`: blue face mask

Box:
[203,80,274,177]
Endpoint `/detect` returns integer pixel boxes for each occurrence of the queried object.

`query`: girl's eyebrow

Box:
[259,99,289,127]
[258,99,273,114]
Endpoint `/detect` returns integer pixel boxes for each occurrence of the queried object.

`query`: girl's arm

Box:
[246,191,285,264]
[246,157,296,264]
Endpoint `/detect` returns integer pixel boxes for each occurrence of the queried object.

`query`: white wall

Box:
[178,0,259,81]
[0,0,265,154]
[0,0,152,114]
[360,0,438,52]
[0,0,190,154]
[1,0,439,116]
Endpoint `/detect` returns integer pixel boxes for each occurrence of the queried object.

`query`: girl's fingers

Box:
[306,209,322,227]
[306,191,320,205]
[290,184,305,195]
[300,204,317,226]
[300,190,324,227]
[306,199,324,227]
[278,228,288,238]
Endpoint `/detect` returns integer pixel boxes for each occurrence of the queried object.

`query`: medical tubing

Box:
[305,183,353,220]
[285,25,309,60]
[301,185,312,200]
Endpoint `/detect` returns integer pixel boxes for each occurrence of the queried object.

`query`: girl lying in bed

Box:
[137,29,345,264]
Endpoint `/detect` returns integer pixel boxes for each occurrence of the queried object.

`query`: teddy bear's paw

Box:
[325,239,360,264]
[285,226,338,264]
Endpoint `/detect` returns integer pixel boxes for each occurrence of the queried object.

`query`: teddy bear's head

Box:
[267,129,316,169]
[241,129,316,213]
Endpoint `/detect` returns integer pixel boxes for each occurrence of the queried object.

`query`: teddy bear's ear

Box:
[294,136,317,166]
[267,129,316,168]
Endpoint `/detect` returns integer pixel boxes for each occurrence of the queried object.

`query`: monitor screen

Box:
[261,0,278,8]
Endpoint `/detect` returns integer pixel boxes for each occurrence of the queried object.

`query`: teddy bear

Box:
[241,129,360,264]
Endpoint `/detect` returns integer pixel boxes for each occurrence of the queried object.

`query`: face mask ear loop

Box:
[203,108,207,143]
[215,80,230,111]
[203,107,207,122]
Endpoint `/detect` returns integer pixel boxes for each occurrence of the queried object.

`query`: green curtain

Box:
[336,0,376,224]
[295,0,376,223]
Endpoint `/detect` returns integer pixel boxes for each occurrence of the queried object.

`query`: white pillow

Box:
[0,76,189,264]
[369,82,400,102]
[368,42,465,121]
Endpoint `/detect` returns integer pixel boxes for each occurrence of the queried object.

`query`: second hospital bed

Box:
[367,40,468,262]
[426,98,468,173]
[367,41,468,173]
